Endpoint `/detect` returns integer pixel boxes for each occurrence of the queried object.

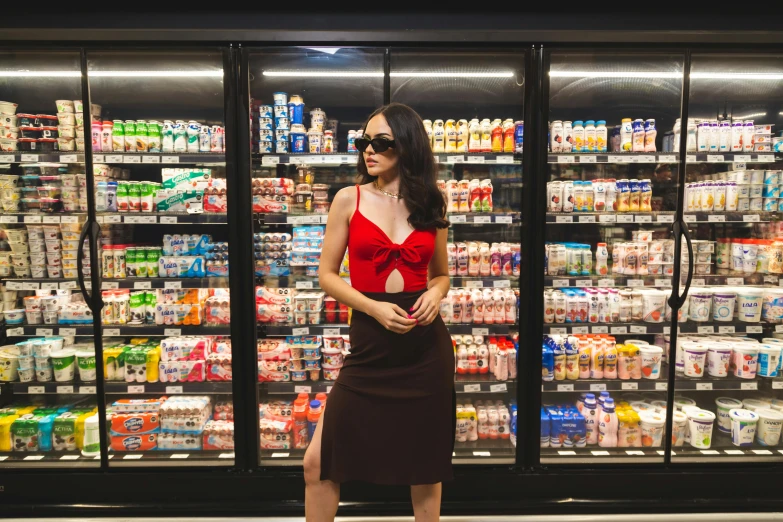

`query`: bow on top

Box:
[372,243,422,273]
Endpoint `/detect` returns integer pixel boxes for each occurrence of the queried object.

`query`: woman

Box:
[304,103,454,522]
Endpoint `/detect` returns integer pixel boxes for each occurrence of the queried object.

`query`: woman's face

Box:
[363,114,399,177]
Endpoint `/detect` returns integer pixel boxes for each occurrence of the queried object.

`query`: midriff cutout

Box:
[384,268,405,293]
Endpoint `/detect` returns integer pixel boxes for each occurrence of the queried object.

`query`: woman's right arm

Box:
[318,187,416,334]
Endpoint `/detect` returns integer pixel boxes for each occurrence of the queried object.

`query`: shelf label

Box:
[59,328,76,336]
[572,326,589,334]
[727,277,744,286]
[0,215,18,223]
[160,216,177,224]
[23,215,42,223]
[123,454,143,459]
[40,282,59,290]
[142,156,160,164]
[465,280,484,288]
[696,382,713,390]
[550,327,568,335]
[472,451,492,457]
[103,215,121,223]
[556,156,573,163]
[292,327,309,335]
[637,155,655,163]
[294,386,312,394]
[610,326,628,334]
[627,279,645,287]
[36,328,53,337]
[496,155,514,164]
[6,282,24,290]
[465,156,485,164]
[608,155,623,163]
[28,386,45,394]
[691,279,705,287]
[489,383,508,392]
[708,215,725,222]
[326,386,333,393]
[103,328,120,336]
[598,279,614,287]
[708,155,725,163]
[592,326,608,334]
[598,215,616,223]
[61,216,79,224]
[492,279,511,288]
[270,452,289,458]
[101,282,119,290]
[124,155,141,164]
[630,325,647,334]
[79,386,96,394]
[557,384,574,392]
[655,279,672,288]
[591,450,610,456]
[753,449,774,455]
[747,326,763,334]
[463,384,481,393]
[449,214,466,223]
[590,383,607,392]
[734,155,751,163]
[553,279,570,288]
[558,450,577,455]
[575,279,592,287]
[133,281,152,289]
[6,327,24,336]
[657,214,675,223]
[698,326,715,334]
[323,328,341,336]
[60,455,80,460]
[24,455,45,461]
[472,328,490,336]
[296,281,314,289]
[700,450,720,455]
[772,381,783,390]
[741,382,758,390]
[758,155,776,162]
[765,275,779,284]
[622,382,639,390]
[261,156,280,165]
[776,324,783,333]
[473,216,491,224]
[718,326,735,334]
[724,449,745,455]
[166,386,183,394]
[56,386,74,394]
[61,281,78,290]
[0,154,14,162]
[162,156,180,164]
[683,214,696,223]
[635,215,652,223]
[59,154,78,163]
[617,214,634,223]
[578,215,596,223]
[164,328,182,336]
[20,154,37,162]
[41,216,61,225]
[582,155,598,163]
[626,450,645,456]
[170,454,189,459]
[128,385,145,393]
[656,382,668,390]
[164,281,182,289]
[495,215,513,224]
[555,216,573,223]
[106,155,123,163]
[447,155,464,164]
[743,214,760,222]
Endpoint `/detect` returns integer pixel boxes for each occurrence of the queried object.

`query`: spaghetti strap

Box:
[355,183,360,211]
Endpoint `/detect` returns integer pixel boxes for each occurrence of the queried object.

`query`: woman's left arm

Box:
[410,227,450,325]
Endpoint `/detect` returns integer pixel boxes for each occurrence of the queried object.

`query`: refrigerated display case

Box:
[248,47,525,466]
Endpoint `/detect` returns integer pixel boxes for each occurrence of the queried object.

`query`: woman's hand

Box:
[368,301,417,334]
[409,288,443,326]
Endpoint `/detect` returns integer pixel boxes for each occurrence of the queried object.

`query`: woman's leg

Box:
[303,413,340,522]
[410,483,442,522]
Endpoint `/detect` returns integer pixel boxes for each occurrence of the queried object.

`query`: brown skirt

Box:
[320,289,456,485]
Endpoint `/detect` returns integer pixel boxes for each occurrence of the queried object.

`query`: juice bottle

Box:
[565,337,579,380]
[553,340,566,381]
[445,119,457,153]
[307,400,323,441]
[603,341,618,379]
[595,120,608,152]
[595,242,609,275]
[292,397,309,449]
[583,393,598,445]
[584,120,596,152]
[541,339,554,382]
[598,398,619,447]
[578,337,591,378]
[315,392,328,408]
[590,337,604,379]
[627,343,642,379]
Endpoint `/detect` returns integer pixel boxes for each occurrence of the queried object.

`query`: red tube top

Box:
[348,184,436,293]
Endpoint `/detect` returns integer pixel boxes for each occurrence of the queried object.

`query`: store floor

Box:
[6,516,783,521]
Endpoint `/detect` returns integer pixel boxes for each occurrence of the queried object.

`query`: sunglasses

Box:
[355,137,396,153]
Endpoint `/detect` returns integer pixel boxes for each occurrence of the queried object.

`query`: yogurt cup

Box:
[630,401,655,414]
[732,344,759,378]
[17,367,34,382]
[687,409,716,449]
[706,343,732,377]
[638,344,663,379]
[729,408,759,446]
[757,344,782,377]
[736,288,763,322]
[290,369,307,381]
[688,290,712,322]
[323,367,341,381]
[0,348,19,381]
[639,411,666,447]
[683,343,708,378]
[36,366,53,382]
[672,410,688,447]
[712,292,736,321]
[715,397,744,433]
[75,350,96,382]
[641,290,666,323]
[51,349,75,382]
[755,408,783,446]
[743,398,772,413]
[25,310,41,324]
[674,397,698,411]
[4,308,25,324]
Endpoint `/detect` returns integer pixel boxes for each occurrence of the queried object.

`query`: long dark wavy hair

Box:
[356,103,449,230]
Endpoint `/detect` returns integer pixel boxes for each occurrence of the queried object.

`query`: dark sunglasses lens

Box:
[355,138,370,152]
[371,139,390,152]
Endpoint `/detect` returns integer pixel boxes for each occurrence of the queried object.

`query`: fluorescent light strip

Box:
[390,72,514,78]
[691,72,783,80]
[550,71,682,78]
[262,71,383,77]
[0,71,80,77]
[734,112,767,120]
[89,70,223,77]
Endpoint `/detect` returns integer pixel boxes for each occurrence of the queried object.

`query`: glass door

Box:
[672,53,783,463]
[87,50,234,466]
[391,49,524,465]
[0,50,99,467]
[541,51,684,464]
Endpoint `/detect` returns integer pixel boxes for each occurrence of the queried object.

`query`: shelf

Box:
[453,438,516,465]
[110,450,234,467]
[548,152,679,164]
[104,382,232,394]
[0,213,86,224]
[0,451,99,468]
[0,153,84,164]
[545,275,672,289]
[97,212,227,225]
[685,153,779,164]
[260,376,514,395]
[546,212,675,224]
[686,273,781,287]
[673,434,783,462]
[261,324,516,336]
[93,152,225,165]
[10,382,97,395]
[675,374,769,391]
[256,212,521,226]
[5,279,80,291]
[543,379,668,393]
[683,212,773,224]
[5,325,231,337]
[257,275,516,290]
[545,321,772,336]
[677,321,770,334]
[100,277,230,290]
[541,447,664,464]
[255,153,521,166]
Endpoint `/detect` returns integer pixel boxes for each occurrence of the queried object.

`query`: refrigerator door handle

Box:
[669,220,693,310]
[77,220,101,313]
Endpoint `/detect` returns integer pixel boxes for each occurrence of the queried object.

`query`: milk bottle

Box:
[598,398,619,447]
[499,405,511,439]
[595,242,609,276]
[432,119,445,152]
[466,403,479,441]
[584,120,596,152]
[477,404,489,439]
[584,393,599,445]
[731,120,744,151]
[488,406,500,439]
[719,121,731,152]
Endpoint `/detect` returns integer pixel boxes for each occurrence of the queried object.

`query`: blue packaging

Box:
[258,129,273,141]
[540,408,550,448]
[547,407,564,448]
[514,121,524,153]
[510,402,517,448]
[275,117,290,130]
[258,140,273,154]
[275,140,289,154]
[273,92,288,106]
[291,132,306,153]
[288,101,304,125]
[258,117,273,130]
[258,105,273,118]
[562,408,586,448]
[542,338,554,381]
[37,414,55,452]
[273,105,289,118]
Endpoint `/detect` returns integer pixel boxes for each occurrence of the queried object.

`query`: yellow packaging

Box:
[0,415,19,451]
[145,346,161,383]
[103,347,126,380]
[129,338,149,346]
[74,410,94,450]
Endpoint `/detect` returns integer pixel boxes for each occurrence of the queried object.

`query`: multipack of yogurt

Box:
[154,189,203,213]
[161,168,212,190]
[158,360,206,382]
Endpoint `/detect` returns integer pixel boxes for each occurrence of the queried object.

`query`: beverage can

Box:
[135,120,148,152]
[123,120,136,152]
[199,125,211,152]
[147,120,161,152]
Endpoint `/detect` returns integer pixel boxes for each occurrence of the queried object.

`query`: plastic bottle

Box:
[590,339,604,379]
[432,119,445,152]
[81,414,100,457]
[572,120,585,152]
[293,396,310,449]
[456,344,468,375]
[603,341,618,379]
[478,342,490,374]
[719,121,731,152]
[583,393,599,445]
[643,119,657,152]
[477,404,489,439]
[307,400,323,441]
[499,405,511,440]
[488,336,498,374]
[578,337,591,378]
[542,339,554,382]
[595,242,609,276]
[466,403,479,441]
[315,392,328,408]
[595,120,608,152]
[480,119,492,152]
[565,337,579,380]
[495,343,509,381]
[553,340,566,381]
[598,398,619,448]
[584,120,596,152]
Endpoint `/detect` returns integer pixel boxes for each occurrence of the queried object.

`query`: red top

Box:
[348,184,436,293]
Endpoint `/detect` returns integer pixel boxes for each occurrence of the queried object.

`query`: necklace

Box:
[373,180,402,199]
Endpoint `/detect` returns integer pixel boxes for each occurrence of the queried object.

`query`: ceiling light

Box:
[89,70,223,77]
[734,112,767,120]
[549,71,682,79]
[262,71,383,77]
[691,72,783,80]
[390,72,514,78]
[0,71,81,77]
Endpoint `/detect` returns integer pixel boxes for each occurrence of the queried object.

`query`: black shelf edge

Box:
[547,152,679,164]
[683,211,774,224]
[255,212,521,225]
[92,152,226,164]
[5,325,231,337]
[0,451,100,468]
[260,376,515,395]
[96,213,227,225]
[254,152,522,166]
[104,381,233,394]
[109,450,234,467]
[685,152,780,164]
[261,323,517,336]
[546,212,676,225]
[544,321,770,335]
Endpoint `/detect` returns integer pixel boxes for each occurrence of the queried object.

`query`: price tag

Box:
[655,279,672,287]
[261,155,280,166]
[575,279,592,287]
[683,214,696,223]
[724,449,745,455]
[552,279,569,288]
[558,450,577,456]
[36,328,53,337]
[463,384,481,393]
[708,155,725,163]
[128,385,145,393]
[598,279,614,287]
[21,154,37,162]
[599,215,617,223]
[100,215,120,224]
[79,386,96,394]
[572,326,589,334]
[747,325,763,334]
[489,383,508,392]
[0,215,17,223]
[323,328,341,336]
[591,450,610,456]
[142,156,160,164]
[449,214,466,223]
[630,325,647,334]
[627,279,645,287]
[472,328,490,336]
[124,155,141,164]
[557,384,574,392]
[59,328,76,336]
[496,155,514,164]
[700,450,720,455]
[159,216,177,224]
[731,155,751,164]
[578,215,596,223]
[85,281,92,290]
[447,155,464,163]
[622,382,639,390]
[657,214,675,223]
[473,451,492,457]
[741,382,758,390]
[635,214,652,223]
[295,386,312,393]
[617,214,634,223]
[169,454,189,459]
[292,327,309,335]
[696,382,713,390]
[296,281,314,289]
[776,324,783,333]
[23,215,42,223]
[103,328,120,336]
[698,326,715,334]
[134,281,152,289]
[138,216,156,224]
[753,449,774,455]
[163,281,182,289]
[465,156,485,164]
[742,214,761,223]
[718,326,736,334]
[123,454,143,460]
[581,155,597,163]
[101,282,119,290]
[725,277,744,286]
[608,155,623,163]
[57,386,74,394]
[556,156,573,163]
[656,382,668,390]
[473,216,491,224]
[772,381,783,389]
[590,383,607,391]
[765,275,779,284]
[162,156,180,164]
[708,215,726,222]
[106,154,123,163]
[759,155,776,162]
[164,328,182,336]
[40,282,58,290]
[610,326,628,334]
[24,455,45,461]
[555,216,573,223]
[60,455,80,461]
[59,154,78,163]
[465,280,484,288]
[166,386,183,393]
[592,326,608,334]
[690,279,705,287]
[28,386,45,394]
[6,281,23,290]
[6,327,23,336]
[495,215,513,224]
[550,327,568,335]
[493,280,511,288]
[0,154,14,162]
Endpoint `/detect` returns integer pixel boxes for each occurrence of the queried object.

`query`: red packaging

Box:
[111,433,158,452]
[110,412,160,434]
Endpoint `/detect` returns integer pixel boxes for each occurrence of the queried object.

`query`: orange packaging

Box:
[111,433,158,451]
[110,412,160,434]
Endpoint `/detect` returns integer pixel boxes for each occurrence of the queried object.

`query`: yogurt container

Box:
[682,343,708,378]
[639,411,666,447]
[688,290,712,322]
[757,344,782,377]
[638,344,663,379]
[672,410,688,447]
[755,408,783,446]
[715,397,743,433]
[51,349,75,382]
[75,350,97,382]
[712,292,736,321]
[736,288,763,322]
[18,367,34,382]
[0,347,19,381]
[706,343,732,377]
[687,409,716,449]
[674,397,698,411]
[731,344,759,378]
[743,398,772,413]
[729,408,759,446]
